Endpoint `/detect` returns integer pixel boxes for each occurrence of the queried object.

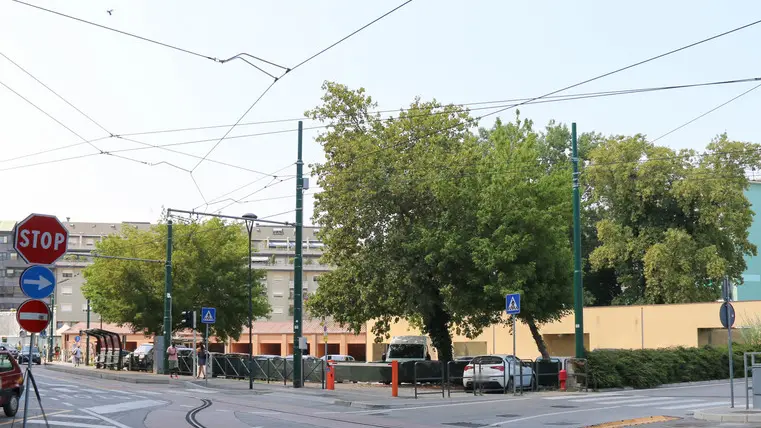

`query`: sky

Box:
[2,1,760,226]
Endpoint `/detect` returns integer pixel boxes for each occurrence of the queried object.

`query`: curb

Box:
[333,399,391,410]
[45,364,169,384]
[693,408,761,423]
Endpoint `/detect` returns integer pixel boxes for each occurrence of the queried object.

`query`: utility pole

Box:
[85,299,90,366]
[48,293,55,361]
[163,219,173,374]
[571,122,585,358]
[293,120,304,388]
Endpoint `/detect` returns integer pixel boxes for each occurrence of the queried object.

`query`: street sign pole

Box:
[506,293,521,396]
[192,310,197,378]
[22,332,34,428]
[724,277,735,408]
[512,314,517,395]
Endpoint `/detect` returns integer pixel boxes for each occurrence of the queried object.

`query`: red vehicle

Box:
[0,351,22,417]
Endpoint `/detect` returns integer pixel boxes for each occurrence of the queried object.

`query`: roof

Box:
[0,221,16,233]
[246,320,365,335]
[62,322,137,335]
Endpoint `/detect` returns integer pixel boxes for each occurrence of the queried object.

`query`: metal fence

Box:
[209,354,326,385]
[413,361,444,398]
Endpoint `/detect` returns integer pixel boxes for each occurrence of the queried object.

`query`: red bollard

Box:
[559,369,567,391]
[326,360,335,390]
[391,360,399,397]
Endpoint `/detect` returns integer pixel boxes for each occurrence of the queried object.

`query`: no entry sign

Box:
[16,299,51,334]
[14,213,68,265]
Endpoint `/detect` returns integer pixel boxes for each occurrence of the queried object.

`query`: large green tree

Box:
[305,82,574,360]
[587,134,761,304]
[82,218,269,340]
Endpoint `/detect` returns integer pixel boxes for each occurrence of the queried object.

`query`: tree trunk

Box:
[526,317,550,359]
[423,304,454,362]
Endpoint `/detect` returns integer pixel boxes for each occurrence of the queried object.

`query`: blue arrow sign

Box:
[201,307,216,324]
[74,335,80,343]
[19,265,56,299]
[506,293,521,315]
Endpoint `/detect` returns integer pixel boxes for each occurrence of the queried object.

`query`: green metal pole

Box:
[48,292,54,360]
[163,219,173,374]
[85,299,90,366]
[572,122,585,358]
[293,120,304,388]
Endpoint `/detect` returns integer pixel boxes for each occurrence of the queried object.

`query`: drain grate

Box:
[443,423,486,428]
[496,414,519,418]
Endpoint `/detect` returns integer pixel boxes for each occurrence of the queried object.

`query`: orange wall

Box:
[367,300,761,359]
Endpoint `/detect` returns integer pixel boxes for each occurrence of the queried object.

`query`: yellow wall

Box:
[366,300,761,359]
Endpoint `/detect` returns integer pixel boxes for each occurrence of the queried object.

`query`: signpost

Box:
[201,307,215,385]
[506,293,521,395]
[16,299,51,334]
[19,266,56,299]
[722,277,735,408]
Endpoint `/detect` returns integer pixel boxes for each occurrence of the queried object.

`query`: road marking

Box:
[185,388,218,394]
[180,404,195,408]
[0,410,71,426]
[81,409,132,428]
[49,415,100,420]
[64,402,73,407]
[246,411,278,415]
[216,409,231,412]
[488,405,623,426]
[571,395,642,403]
[85,399,166,415]
[659,401,728,410]
[50,397,60,401]
[24,420,112,428]
[137,391,162,395]
[628,398,704,408]
[315,397,532,415]
[542,392,624,400]
[594,396,671,405]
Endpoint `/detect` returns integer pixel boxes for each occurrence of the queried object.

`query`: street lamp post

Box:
[84,299,91,366]
[243,213,258,391]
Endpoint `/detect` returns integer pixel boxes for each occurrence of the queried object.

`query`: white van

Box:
[321,354,355,362]
[384,335,431,363]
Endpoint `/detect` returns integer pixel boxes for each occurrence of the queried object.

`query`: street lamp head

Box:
[242,213,258,220]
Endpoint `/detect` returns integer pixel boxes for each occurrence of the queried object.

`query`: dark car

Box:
[0,351,23,417]
[0,346,17,361]
[17,346,41,365]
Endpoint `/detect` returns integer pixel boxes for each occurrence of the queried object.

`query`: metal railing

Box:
[208,354,325,385]
[533,357,561,391]
[445,361,468,397]
[743,352,761,409]
[413,361,444,398]
[473,359,509,395]
[565,358,588,392]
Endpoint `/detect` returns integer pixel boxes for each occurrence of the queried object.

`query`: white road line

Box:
[24,420,112,428]
[81,409,132,428]
[63,402,73,407]
[542,392,625,400]
[488,405,623,426]
[571,395,641,403]
[660,401,727,410]
[594,396,673,405]
[216,409,231,412]
[49,397,60,401]
[185,388,218,394]
[315,397,532,415]
[85,399,166,415]
[628,398,704,408]
[180,404,195,408]
[49,415,100,420]
[137,391,162,395]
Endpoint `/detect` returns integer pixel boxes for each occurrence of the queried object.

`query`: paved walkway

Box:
[694,406,761,423]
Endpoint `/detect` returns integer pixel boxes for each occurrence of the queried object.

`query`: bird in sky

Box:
[106,9,113,15]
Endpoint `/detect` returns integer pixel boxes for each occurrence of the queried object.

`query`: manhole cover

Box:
[551,404,577,409]
[443,423,486,428]
[496,414,519,418]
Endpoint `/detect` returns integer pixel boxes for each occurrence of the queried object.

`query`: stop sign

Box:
[14,213,69,265]
[16,299,51,334]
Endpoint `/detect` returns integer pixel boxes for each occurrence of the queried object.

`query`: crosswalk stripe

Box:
[659,401,728,410]
[595,396,673,405]
[543,392,623,400]
[572,395,642,403]
[24,420,113,428]
[50,415,99,420]
[628,399,703,408]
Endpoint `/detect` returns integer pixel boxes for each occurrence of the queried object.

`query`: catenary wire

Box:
[214,176,296,214]
[289,0,413,72]
[9,0,286,74]
[650,81,761,144]
[197,162,297,210]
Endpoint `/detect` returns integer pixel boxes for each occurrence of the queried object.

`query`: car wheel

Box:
[3,393,19,417]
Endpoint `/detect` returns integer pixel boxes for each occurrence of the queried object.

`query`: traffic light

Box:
[180,310,195,329]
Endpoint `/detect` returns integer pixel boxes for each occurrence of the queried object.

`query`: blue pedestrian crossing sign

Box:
[506,293,521,315]
[19,265,56,299]
[74,335,80,342]
[201,307,216,324]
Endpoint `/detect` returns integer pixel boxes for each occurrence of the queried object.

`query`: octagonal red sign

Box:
[16,299,51,334]
[13,213,69,265]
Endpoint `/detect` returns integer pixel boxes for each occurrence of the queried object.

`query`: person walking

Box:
[166,343,179,379]
[196,344,207,379]
[73,344,82,367]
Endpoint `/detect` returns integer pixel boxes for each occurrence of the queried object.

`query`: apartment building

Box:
[250,225,329,322]
[0,220,36,311]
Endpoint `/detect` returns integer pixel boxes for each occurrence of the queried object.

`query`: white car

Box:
[463,354,535,392]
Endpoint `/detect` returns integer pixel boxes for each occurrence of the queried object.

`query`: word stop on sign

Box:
[17,230,66,251]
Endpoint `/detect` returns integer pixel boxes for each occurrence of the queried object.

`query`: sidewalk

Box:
[44,362,170,384]
[693,406,761,423]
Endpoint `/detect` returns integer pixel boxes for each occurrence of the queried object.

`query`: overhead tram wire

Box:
[189,0,414,174]
[4,76,761,174]
[649,81,761,144]
[196,162,296,210]
[10,0,286,75]
[214,176,296,214]
[349,16,761,162]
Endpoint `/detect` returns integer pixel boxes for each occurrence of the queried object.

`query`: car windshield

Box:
[387,344,424,359]
[135,344,153,354]
[21,347,39,353]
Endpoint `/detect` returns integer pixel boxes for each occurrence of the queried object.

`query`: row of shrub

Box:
[583,344,761,389]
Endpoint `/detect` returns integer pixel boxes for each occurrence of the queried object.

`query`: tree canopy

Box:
[82,218,269,340]
[305,82,574,359]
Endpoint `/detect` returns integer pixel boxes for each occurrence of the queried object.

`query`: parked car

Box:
[320,354,355,362]
[0,351,23,417]
[0,346,18,360]
[17,346,41,365]
[463,354,535,392]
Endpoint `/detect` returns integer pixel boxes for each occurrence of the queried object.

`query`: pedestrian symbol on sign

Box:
[203,312,213,322]
[201,307,216,324]
[505,293,521,315]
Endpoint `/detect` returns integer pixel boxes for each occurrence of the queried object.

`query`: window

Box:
[85,239,95,246]
[0,252,6,261]
[6,269,14,276]
[272,307,284,314]
[81,303,88,311]
[288,305,294,316]
[9,252,17,260]
[61,286,72,295]
[273,291,284,298]
[1,236,7,244]
[272,228,284,235]
[61,304,72,312]
[0,354,13,372]
[62,272,74,278]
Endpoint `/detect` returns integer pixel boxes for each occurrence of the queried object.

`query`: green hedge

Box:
[584,344,760,389]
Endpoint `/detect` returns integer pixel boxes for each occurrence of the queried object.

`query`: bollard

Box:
[559,369,567,391]
[391,360,399,397]
[326,360,335,390]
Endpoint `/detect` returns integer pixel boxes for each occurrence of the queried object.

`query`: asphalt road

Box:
[1,367,756,428]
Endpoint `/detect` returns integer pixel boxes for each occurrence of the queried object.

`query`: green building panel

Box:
[738,182,761,301]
